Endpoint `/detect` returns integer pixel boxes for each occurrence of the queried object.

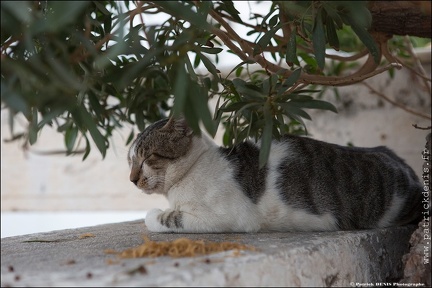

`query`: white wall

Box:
[0,119,169,211]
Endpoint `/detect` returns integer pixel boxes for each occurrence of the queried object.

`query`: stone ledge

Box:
[0,220,416,287]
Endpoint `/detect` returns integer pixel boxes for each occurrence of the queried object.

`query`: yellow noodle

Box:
[78,233,95,239]
[114,236,256,259]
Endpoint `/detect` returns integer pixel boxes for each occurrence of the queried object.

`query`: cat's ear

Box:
[174,117,193,136]
[161,117,193,136]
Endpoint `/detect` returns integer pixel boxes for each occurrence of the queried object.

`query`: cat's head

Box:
[127,118,194,194]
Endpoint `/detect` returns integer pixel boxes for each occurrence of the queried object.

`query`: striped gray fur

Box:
[218,142,267,204]
[275,135,422,229]
[158,210,184,229]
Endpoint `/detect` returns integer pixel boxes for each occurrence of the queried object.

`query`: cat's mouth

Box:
[136,178,162,194]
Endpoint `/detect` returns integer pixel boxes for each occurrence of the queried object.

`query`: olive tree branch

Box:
[213,10,369,62]
[209,8,401,87]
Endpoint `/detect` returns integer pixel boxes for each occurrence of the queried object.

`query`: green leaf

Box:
[199,47,223,54]
[72,105,107,158]
[65,126,78,153]
[156,1,211,31]
[290,89,321,94]
[312,10,326,70]
[184,55,198,81]
[282,68,302,88]
[126,129,135,146]
[183,97,200,134]
[0,80,30,115]
[172,62,189,117]
[232,78,264,100]
[28,108,38,145]
[38,109,64,130]
[277,68,301,96]
[322,2,343,29]
[197,52,220,80]
[193,53,201,68]
[189,83,216,136]
[88,92,104,120]
[82,134,91,161]
[31,1,90,34]
[345,17,380,63]
[259,102,273,168]
[276,94,314,102]
[135,111,145,132]
[286,28,297,66]
[388,67,395,79]
[93,1,111,15]
[235,66,244,77]
[290,99,338,113]
[326,17,339,51]
[220,101,250,113]
[279,103,312,120]
[268,14,279,27]
[1,1,32,23]
[298,52,318,67]
[256,23,283,53]
[57,120,73,133]
[225,60,255,79]
[116,48,160,90]
[262,74,278,95]
[340,9,380,63]
[347,4,372,29]
[218,1,242,23]
[233,102,263,119]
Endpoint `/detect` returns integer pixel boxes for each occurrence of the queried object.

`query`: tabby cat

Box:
[128,118,422,233]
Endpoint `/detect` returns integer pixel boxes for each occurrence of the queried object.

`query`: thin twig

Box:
[402,36,431,94]
[396,59,432,82]
[412,124,431,130]
[362,82,431,120]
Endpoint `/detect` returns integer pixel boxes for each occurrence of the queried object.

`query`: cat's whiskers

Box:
[146,174,166,189]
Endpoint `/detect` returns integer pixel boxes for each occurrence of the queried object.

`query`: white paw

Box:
[145,208,165,232]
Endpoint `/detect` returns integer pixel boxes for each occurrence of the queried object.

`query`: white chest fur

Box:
[146,136,338,232]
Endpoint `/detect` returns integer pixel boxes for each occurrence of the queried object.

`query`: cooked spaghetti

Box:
[115,236,256,258]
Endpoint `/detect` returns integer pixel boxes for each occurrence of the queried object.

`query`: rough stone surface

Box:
[400,219,431,286]
[0,221,417,287]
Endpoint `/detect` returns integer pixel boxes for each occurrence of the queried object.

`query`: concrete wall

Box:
[1,52,430,211]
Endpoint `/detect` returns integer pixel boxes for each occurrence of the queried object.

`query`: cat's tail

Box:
[396,133,432,226]
[394,181,428,226]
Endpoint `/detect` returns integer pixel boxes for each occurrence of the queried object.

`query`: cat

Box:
[127,117,423,233]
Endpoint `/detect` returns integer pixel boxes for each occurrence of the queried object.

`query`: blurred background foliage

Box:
[1,1,430,167]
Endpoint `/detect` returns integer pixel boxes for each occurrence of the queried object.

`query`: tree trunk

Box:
[368,1,431,38]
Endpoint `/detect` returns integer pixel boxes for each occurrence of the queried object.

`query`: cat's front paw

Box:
[145,208,165,232]
[145,208,185,232]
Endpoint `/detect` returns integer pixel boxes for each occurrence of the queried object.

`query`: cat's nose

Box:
[130,169,140,186]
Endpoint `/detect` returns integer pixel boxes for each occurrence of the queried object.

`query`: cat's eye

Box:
[143,154,159,163]
[151,153,166,159]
